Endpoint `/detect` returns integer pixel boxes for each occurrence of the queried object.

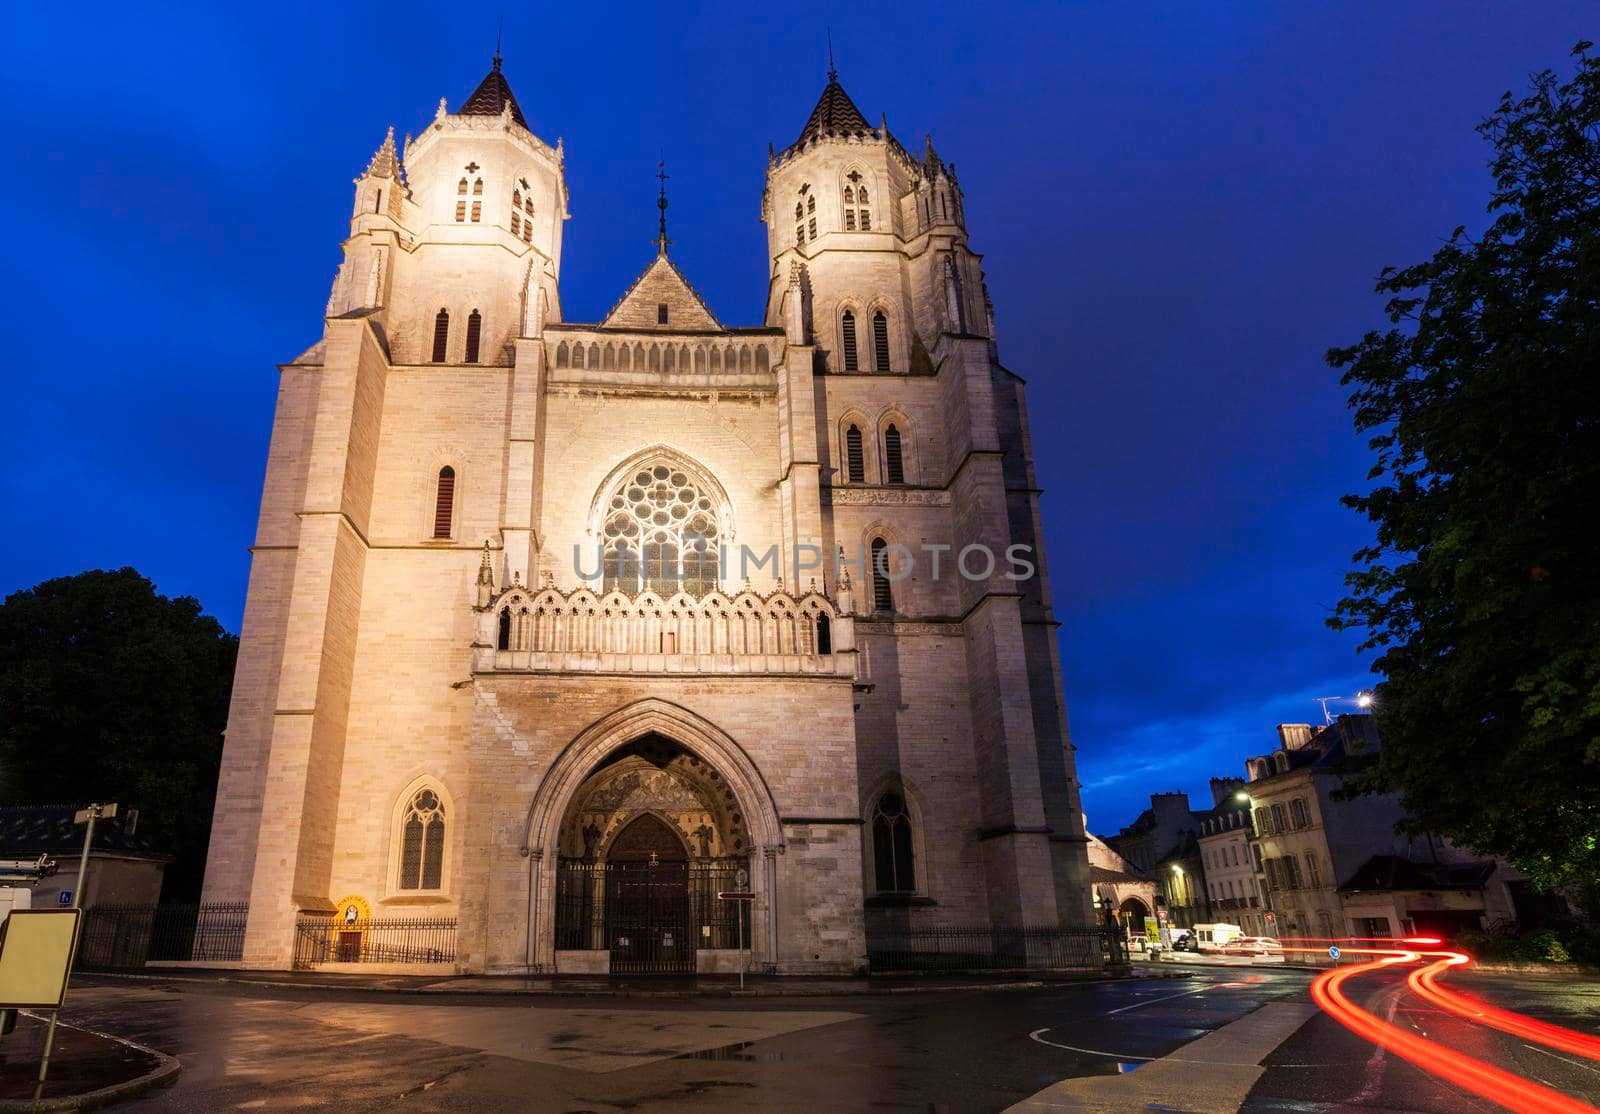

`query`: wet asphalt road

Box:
[1244,966,1600,1113]
[38,966,1600,1112]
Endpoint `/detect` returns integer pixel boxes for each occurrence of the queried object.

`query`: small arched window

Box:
[398,787,446,891]
[844,171,871,231]
[431,309,450,363]
[870,537,894,612]
[522,193,534,242]
[511,189,522,237]
[464,309,482,364]
[845,425,865,483]
[872,311,890,371]
[470,178,483,222]
[497,607,511,650]
[841,311,859,371]
[433,466,456,539]
[871,790,915,893]
[884,424,905,484]
[455,178,468,222]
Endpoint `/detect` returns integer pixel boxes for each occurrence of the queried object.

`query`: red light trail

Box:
[1295,940,1598,1113]
[1406,954,1600,1062]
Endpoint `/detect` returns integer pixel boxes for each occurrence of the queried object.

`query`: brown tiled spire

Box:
[459,53,528,128]
[791,76,874,150]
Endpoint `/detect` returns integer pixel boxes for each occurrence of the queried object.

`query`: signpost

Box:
[28,803,114,1099]
[717,866,754,990]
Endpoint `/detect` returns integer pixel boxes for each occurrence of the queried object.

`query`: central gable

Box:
[601,255,722,331]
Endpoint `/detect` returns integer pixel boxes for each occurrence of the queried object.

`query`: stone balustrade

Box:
[474,582,854,677]
[544,328,781,389]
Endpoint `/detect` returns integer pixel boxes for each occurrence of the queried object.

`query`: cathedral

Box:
[201,54,1095,974]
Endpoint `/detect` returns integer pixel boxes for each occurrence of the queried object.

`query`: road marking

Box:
[1027,1026,1353,1070]
[1524,1043,1600,1077]
[1103,984,1211,1015]
[1010,1002,1319,1113]
[1350,982,1403,1105]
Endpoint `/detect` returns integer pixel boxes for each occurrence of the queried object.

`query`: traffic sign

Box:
[56,891,71,906]
[1328,945,1341,960]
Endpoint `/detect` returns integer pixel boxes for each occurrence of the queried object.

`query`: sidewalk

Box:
[0,1013,178,1112]
[81,964,1183,1000]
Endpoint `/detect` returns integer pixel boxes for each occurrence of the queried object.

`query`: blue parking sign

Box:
[58,890,72,906]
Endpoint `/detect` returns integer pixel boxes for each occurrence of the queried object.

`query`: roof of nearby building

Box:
[1193,801,1250,833]
[1337,854,1496,893]
[1154,830,1202,868]
[1248,715,1382,787]
[0,806,166,859]
[459,56,527,128]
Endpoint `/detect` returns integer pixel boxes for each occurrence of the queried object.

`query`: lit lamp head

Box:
[1356,691,1374,708]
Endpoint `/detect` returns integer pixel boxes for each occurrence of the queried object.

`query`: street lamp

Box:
[1314,692,1374,724]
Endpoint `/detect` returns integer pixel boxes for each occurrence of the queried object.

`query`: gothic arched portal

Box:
[553,736,750,973]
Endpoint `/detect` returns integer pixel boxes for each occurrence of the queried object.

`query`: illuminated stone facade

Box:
[201,57,1093,973]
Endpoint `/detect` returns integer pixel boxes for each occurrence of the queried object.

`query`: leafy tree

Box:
[1328,44,1600,895]
[0,568,238,899]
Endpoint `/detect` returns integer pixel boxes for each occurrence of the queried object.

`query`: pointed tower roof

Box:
[791,76,874,150]
[364,126,400,178]
[459,54,527,128]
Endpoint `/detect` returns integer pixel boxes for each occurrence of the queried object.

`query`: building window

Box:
[1289,798,1309,829]
[433,467,456,538]
[884,424,905,484]
[843,170,871,231]
[870,537,894,612]
[1271,803,1287,833]
[658,303,669,325]
[497,607,511,650]
[600,460,722,595]
[845,425,865,483]
[871,791,915,893]
[398,787,446,891]
[511,190,522,237]
[431,309,450,362]
[841,311,858,371]
[1254,807,1273,835]
[1304,852,1321,888]
[872,311,890,371]
[455,178,468,222]
[464,309,482,364]
[470,177,483,222]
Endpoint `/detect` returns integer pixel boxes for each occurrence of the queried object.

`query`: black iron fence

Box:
[867,925,1126,973]
[555,858,752,954]
[78,903,249,969]
[292,915,458,967]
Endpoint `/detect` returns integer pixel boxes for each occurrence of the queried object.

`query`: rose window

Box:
[602,464,721,595]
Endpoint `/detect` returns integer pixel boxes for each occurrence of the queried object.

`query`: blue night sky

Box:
[2,3,1590,833]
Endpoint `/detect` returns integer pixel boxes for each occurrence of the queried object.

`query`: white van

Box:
[1191,923,1245,952]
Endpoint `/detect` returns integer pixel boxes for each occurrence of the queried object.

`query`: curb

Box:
[0,1016,179,1113]
[80,966,1186,1000]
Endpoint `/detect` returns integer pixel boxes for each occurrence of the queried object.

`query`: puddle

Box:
[675,1040,785,1062]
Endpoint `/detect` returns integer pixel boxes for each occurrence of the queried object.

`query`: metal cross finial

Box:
[654,158,671,255]
[494,15,504,67]
[827,29,837,81]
